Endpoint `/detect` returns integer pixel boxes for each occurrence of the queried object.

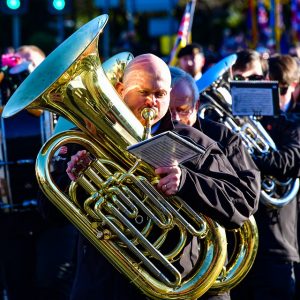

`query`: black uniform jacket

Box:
[158,112,260,230]
[253,112,300,262]
[192,117,260,221]
[69,111,261,300]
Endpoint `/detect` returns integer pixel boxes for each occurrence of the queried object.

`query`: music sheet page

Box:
[127,131,204,168]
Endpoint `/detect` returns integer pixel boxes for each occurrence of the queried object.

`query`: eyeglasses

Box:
[233,74,265,81]
[279,86,289,96]
[171,107,195,117]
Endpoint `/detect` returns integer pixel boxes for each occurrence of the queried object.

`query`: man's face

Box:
[121,70,171,126]
[170,80,198,126]
[178,53,204,78]
[17,50,44,72]
[232,61,264,80]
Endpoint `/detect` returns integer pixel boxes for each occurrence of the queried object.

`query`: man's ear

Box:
[115,81,124,96]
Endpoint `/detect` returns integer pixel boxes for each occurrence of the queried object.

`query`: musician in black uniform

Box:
[230,51,300,300]
[64,53,260,300]
[266,55,300,300]
[168,65,261,299]
[0,45,77,300]
[0,47,46,300]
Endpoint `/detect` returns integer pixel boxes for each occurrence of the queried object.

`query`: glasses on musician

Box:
[233,74,265,81]
[171,107,195,117]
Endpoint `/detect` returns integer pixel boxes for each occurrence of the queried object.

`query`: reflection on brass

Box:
[208,216,259,294]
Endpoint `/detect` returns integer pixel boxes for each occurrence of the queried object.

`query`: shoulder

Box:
[173,122,220,152]
[276,114,300,132]
[197,117,241,148]
[200,118,232,137]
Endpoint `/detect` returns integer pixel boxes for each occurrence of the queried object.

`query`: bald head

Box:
[123,54,171,87]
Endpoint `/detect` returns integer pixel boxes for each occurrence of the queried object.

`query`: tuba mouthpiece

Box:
[141,108,157,140]
[141,108,157,122]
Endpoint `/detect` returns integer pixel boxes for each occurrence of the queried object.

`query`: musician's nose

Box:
[145,94,158,107]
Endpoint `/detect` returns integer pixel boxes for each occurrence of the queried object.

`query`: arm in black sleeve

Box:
[220,133,261,218]
[253,120,300,178]
[174,125,260,229]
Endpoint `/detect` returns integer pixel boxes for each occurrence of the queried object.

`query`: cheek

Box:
[124,94,140,109]
[158,100,169,117]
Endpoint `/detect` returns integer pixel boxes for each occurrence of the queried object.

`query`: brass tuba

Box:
[197,55,300,209]
[208,215,258,294]
[2,15,228,299]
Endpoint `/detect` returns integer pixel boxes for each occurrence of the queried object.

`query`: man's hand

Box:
[155,165,181,196]
[66,150,91,181]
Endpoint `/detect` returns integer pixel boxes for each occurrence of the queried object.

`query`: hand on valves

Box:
[66,149,181,196]
[156,165,181,196]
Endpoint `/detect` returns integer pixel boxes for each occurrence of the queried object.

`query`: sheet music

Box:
[127,131,204,168]
[230,80,280,116]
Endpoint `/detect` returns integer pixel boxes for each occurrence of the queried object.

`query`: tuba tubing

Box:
[37,129,227,299]
[208,215,258,294]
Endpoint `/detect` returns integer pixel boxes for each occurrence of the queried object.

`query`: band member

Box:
[65,53,260,300]
[0,44,76,300]
[16,45,46,72]
[168,66,261,299]
[266,54,300,300]
[231,49,266,80]
[177,43,206,81]
[0,46,46,300]
[230,51,300,300]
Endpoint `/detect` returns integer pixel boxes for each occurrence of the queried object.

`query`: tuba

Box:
[197,55,300,209]
[2,15,228,299]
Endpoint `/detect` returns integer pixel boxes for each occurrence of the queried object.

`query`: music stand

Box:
[229,80,280,117]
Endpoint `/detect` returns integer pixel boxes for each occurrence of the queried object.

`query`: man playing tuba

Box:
[66,53,260,300]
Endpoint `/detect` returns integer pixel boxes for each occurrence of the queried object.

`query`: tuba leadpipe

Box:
[2,15,228,300]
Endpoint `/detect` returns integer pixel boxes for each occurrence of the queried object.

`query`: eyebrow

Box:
[139,87,169,93]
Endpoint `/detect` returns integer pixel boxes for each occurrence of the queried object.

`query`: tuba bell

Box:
[2,15,228,299]
[197,55,300,209]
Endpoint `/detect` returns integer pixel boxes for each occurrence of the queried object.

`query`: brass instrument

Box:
[2,15,228,299]
[52,51,134,134]
[197,55,300,209]
[209,215,258,294]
